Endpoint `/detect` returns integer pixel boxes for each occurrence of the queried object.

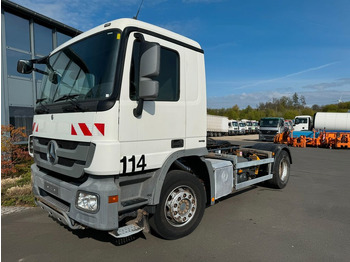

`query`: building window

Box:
[34,23,53,56]
[130,41,180,101]
[9,106,34,138]
[4,12,30,52]
[6,49,31,78]
[57,32,72,46]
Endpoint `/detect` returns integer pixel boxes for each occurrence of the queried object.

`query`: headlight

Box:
[76,191,99,212]
[28,135,34,157]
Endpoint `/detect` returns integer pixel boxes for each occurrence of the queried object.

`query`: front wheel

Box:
[151,170,206,240]
[270,150,290,189]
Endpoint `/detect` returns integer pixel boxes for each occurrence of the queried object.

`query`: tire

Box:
[151,170,206,240]
[270,150,290,189]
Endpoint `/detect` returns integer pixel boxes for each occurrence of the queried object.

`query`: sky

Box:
[11,0,350,109]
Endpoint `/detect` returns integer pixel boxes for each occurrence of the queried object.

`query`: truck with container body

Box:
[251,120,259,133]
[259,117,285,141]
[238,121,247,135]
[228,119,239,135]
[241,119,253,134]
[293,113,350,132]
[17,18,292,240]
[207,114,229,137]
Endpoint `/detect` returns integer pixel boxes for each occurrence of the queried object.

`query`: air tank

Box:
[314,112,350,131]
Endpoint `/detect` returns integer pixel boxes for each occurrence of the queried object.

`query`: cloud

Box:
[207,89,350,109]
[158,18,202,37]
[235,61,340,90]
[12,0,140,30]
[302,78,350,91]
[182,0,223,3]
[207,91,292,109]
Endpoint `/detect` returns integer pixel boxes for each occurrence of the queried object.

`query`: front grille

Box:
[33,137,95,178]
[260,130,277,135]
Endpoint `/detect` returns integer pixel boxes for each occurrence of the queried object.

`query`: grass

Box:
[1,160,36,207]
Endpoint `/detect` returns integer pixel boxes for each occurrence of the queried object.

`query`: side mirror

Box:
[139,42,160,100]
[134,41,161,117]
[17,60,33,74]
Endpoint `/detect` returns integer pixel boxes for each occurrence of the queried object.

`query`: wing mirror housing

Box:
[17,60,33,74]
[133,36,160,118]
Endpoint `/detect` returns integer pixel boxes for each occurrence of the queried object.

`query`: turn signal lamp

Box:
[108,195,119,203]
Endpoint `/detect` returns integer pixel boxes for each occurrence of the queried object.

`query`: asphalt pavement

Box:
[2,136,350,262]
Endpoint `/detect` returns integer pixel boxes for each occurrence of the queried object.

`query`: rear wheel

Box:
[270,150,290,189]
[151,170,206,240]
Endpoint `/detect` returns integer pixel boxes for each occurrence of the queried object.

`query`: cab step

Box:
[109,209,149,239]
[109,224,144,238]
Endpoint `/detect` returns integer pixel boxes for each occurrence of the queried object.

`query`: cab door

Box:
[118,32,185,174]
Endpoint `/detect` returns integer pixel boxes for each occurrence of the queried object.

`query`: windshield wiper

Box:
[54,94,85,112]
[54,94,79,103]
[35,98,49,114]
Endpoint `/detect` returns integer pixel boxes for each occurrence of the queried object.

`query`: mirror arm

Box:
[134,33,145,42]
[33,68,49,75]
[133,99,144,118]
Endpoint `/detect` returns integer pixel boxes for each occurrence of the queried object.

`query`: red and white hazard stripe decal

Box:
[32,122,39,133]
[71,123,105,136]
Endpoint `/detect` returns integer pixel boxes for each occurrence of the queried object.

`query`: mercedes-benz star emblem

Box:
[47,140,58,165]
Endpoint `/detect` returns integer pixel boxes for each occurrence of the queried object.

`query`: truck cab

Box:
[294,115,313,131]
[238,121,247,135]
[228,120,239,135]
[259,117,285,141]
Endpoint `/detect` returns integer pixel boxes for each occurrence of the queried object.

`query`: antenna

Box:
[133,0,144,20]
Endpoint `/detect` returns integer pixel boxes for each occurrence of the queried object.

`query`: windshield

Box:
[260,119,279,127]
[37,30,120,113]
[295,118,308,124]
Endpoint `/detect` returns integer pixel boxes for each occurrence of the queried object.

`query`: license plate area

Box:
[44,181,59,196]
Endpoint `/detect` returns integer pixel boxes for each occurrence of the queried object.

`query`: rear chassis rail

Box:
[206,146,274,191]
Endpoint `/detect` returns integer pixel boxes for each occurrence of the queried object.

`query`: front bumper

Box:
[31,164,119,231]
[259,134,275,141]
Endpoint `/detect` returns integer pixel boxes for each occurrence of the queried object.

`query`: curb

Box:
[1,206,35,216]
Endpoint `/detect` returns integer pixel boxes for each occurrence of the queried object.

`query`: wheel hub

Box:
[165,186,197,226]
[279,159,288,181]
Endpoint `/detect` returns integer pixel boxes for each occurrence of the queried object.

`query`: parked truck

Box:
[293,115,313,131]
[259,117,285,141]
[207,114,229,137]
[293,113,350,132]
[18,18,292,240]
[228,119,239,135]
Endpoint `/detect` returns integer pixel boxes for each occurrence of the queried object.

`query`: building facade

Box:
[1,0,81,136]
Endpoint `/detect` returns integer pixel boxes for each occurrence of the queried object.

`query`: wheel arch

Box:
[151,148,215,206]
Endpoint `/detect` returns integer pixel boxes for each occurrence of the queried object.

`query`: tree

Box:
[292,92,299,107]
[1,125,31,177]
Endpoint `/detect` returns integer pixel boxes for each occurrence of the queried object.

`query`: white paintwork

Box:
[33,18,206,176]
[293,115,313,131]
[207,115,229,133]
[314,112,350,131]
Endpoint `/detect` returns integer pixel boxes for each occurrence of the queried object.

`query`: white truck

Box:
[259,117,285,141]
[294,113,350,132]
[293,115,313,131]
[18,18,292,240]
[207,114,229,137]
[252,120,259,134]
[228,119,239,135]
